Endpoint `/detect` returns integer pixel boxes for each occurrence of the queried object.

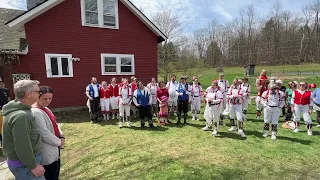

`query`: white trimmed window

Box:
[81,0,119,29]
[45,54,73,78]
[101,54,135,75]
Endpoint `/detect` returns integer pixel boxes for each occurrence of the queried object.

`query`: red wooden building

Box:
[2,0,166,109]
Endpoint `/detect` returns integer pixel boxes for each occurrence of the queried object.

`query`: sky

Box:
[0,0,313,34]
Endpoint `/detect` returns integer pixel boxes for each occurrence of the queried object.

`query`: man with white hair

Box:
[240,77,251,121]
[2,80,46,179]
[227,79,246,138]
[261,82,285,140]
[218,73,229,124]
[166,75,179,116]
[85,77,100,123]
[276,80,287,117]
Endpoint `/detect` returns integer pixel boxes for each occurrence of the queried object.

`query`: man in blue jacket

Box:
[176,76,192,125]
[86,77,101,123]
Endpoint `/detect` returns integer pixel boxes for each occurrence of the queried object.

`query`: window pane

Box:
[104,16,115,26]
[85,12,98,24]
[103,0,115,15]
[50,57,59,76]
[105,66,117,73]
[85,0,98,11]
[121,57,132,65]
[104,57,116,65]
[61,58,69,75]
[121,66,132,73]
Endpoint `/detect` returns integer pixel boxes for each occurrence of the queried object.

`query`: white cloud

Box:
[211,4,233,20]
[0,0,26,10]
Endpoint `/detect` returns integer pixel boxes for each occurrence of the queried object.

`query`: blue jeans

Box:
[8,154,46,180]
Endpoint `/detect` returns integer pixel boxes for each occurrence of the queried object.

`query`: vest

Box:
[100,87,110,98]
[109,84,119,97]
[293,90,311,105]
[88,84,100,98]
[137,88,149,107]
[258,85,267,96]
[177,83,189,101]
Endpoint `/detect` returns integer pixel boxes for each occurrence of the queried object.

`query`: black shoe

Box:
[184,120,188,125]
[141,124,145,128]
[149,124,154,128]
[177,119,181,125]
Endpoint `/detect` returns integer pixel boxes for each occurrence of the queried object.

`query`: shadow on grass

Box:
[245,130,264,139]
[214,131,246,140]
[128,126,169,131]
[276,136,312,145]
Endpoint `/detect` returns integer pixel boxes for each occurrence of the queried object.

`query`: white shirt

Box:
[86,83,99,98]
[133,87,152,106]
[205,87,223,104]
[119,86,132,105]
[166,80,179,96]
[261,90,285,107]
[191,84,203,97]
[227,85,242,104]
[147,83,158,96]
[218,79,229,93]
[240,83,251,99]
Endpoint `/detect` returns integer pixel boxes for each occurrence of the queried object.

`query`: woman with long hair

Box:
[32,86,65,180]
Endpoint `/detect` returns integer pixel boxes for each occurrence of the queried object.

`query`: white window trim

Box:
[80,0,119,29]
[45,54,74,78]
[101,53,135,75]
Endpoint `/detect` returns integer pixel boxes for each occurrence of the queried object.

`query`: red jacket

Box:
[109,84,119,97]
[293,90,311,105]
[156,88,169,102]
[100,87,110,98]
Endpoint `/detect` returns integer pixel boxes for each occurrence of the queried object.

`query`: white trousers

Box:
[263,107,280,124]
[168,94,178,107]
[256,96,263,111]
[294,105,312,124]
[119,104,131,117]
[151,95,157,105]
[191,96,201,112]
[229,104,243,121]
[110,96,119,110]
[100,98,110,112]
[204,104,220,127]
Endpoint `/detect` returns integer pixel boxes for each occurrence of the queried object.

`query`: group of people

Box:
[1,80,64,180]
[84,70,320,140]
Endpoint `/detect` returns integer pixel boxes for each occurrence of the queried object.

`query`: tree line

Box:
[148,1,320,81]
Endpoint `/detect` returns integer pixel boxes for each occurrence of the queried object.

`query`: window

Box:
[101,54,134,75]
[81,0,119,29]
[45,54,73,78]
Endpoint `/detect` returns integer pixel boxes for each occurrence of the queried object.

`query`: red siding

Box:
[6,0,158,108]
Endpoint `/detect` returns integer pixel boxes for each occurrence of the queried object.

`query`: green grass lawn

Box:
[58,65,320,180]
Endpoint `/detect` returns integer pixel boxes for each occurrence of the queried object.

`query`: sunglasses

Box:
[299,84,306,86]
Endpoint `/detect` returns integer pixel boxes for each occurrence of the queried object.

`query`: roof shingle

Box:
[0,8,26,51]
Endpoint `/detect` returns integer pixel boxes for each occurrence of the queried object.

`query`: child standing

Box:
[158,96,169,126]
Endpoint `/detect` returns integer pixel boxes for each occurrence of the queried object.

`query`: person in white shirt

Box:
[176,76,192,125]
[85,77,100,123]
[218,73,230,124]
[240,77,251,121]
[227,79,246,138]
[166,75,179,116]
[291,82,313,135]
[190,78,203,120]
[261,83,285,140]
[133,81,154,128]
[118,79,132,128]
[147,78,158,117]
[203,80,223,135]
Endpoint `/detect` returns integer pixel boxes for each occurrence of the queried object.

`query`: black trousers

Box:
[178,99,189,120]
[316,110,320,125]
[89,97,100,121]
[138,106,152,125]
[285,104,292,121]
